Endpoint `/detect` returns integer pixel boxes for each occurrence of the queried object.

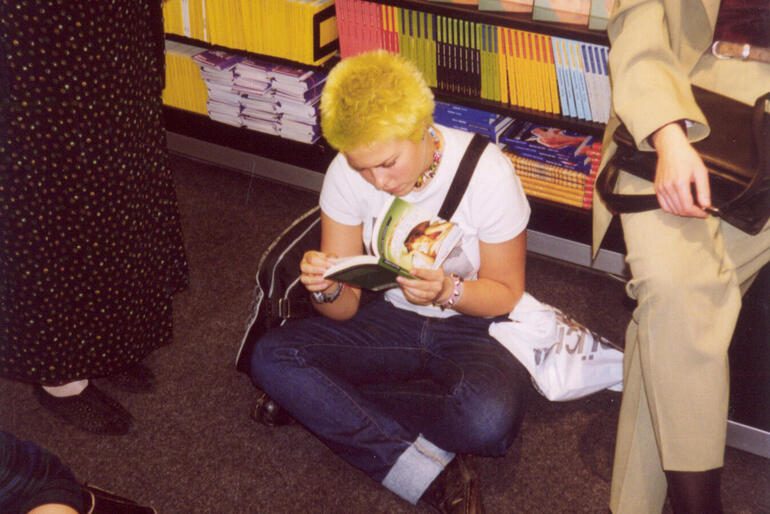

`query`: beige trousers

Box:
[608,172,770,514]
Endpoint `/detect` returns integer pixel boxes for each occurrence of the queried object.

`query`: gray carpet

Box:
[1,154,768,513]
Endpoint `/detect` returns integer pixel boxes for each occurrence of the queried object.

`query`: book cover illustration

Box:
[324,197,464,290]
[502,120,595,174]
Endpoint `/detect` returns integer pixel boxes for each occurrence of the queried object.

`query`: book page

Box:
[372,197,463,272]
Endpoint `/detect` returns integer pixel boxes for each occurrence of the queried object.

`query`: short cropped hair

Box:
[320,50,434,152]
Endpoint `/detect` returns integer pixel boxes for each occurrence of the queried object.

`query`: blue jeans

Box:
[250,297,529,504]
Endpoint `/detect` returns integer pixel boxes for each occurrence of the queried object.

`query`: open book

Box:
[323,197,463,291]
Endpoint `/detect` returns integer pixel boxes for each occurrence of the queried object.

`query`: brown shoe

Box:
[420,454,485,514]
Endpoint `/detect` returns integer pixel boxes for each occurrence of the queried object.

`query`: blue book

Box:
[564,39,591,121]
[501,120,594,173]
[553,38,578,118]
[434,101,500,125]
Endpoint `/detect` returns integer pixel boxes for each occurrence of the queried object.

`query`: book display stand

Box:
[162,0,627,278]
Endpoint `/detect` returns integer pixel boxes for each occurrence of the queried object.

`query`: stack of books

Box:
[235,59,281,136]
[186,49,326,143]
[193,50,243,127]
[268,66,327,144]
[433,101,514,144]
[501,120,601,209]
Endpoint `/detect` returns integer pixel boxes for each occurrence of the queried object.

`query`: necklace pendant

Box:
[414,127,443,188]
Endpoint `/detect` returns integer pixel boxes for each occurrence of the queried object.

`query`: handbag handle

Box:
[595,144,660,214]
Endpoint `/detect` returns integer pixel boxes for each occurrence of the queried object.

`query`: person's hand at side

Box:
[651,121,711,217]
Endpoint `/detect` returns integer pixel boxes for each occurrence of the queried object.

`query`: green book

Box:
[323,197,464,291]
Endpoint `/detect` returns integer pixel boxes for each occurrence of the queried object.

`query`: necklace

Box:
[414,126,442,189]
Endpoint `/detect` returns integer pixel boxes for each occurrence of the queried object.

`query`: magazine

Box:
[323,197,463,291]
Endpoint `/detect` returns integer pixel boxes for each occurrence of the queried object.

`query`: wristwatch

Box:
[311,283,343,304]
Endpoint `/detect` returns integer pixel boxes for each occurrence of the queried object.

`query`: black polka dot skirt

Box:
[1,0,189,385]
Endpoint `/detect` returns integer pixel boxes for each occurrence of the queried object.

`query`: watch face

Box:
[312,291,327,303]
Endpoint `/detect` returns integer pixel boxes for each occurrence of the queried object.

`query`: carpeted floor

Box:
[1,154,768,513]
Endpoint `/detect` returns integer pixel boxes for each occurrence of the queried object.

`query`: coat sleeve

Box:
[0,431,84,514]
[607,0,710,150]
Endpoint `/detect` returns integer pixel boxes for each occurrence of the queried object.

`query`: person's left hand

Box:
[397,268,447,306]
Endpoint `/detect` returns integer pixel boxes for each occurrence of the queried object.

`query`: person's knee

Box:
[249,329,290,386]
[454,387,527,455]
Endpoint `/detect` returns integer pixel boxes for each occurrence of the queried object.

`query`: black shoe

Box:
[250,392,295,427]
[421,454,485,514]
[82,483,157,514]
[34,383,134,435]
[105,362,157,393]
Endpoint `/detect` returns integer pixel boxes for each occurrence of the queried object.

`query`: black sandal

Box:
[34,383,134,435]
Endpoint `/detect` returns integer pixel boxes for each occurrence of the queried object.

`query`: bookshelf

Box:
[162,1,628,276]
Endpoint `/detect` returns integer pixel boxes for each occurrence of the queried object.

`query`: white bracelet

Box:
[435,273,463,311]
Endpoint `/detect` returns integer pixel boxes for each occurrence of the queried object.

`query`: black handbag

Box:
[597,87,770,235]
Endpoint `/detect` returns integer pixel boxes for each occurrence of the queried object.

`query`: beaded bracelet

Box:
[436,273,464,311]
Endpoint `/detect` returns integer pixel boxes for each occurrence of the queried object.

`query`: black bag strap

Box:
[438,133,488,221]
[595,143,660,215]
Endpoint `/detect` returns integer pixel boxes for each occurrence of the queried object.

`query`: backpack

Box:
[235,133,489,374]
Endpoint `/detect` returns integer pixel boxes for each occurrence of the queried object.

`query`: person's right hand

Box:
[300,250,337,293]
[651,122,711,218]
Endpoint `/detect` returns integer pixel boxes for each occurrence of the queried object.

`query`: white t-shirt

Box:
[320,125,530,318]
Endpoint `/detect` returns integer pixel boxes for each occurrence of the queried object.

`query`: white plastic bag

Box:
[489,293,624,401]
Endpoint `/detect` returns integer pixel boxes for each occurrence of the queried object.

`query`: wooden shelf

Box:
[374,0,608,44]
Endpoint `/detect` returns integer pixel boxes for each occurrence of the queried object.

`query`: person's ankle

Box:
[42,379,89,397]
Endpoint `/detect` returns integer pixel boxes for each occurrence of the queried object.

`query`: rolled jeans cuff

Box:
[381,434,454,504]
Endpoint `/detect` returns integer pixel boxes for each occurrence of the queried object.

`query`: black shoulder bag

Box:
[597,87,770,235]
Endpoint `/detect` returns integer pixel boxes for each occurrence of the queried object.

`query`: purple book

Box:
[193,50,242,71]
[267,66,327,91]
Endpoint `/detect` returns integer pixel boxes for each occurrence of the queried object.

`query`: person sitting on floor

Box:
[249,50,532,513]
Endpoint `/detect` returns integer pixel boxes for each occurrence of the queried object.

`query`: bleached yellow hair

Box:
[320,50,434,152]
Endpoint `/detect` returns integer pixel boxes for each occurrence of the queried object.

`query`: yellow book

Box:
[513,30,527,108]
[542,34,561,114]
[163,0,184,36]
[426,12,437,88]
[518,172,586,197]
[496,27,509,104]
[477,24,488,100]
[534,34,551,113]
[506,29,518,106]
[163,40,209,116]
[526,31,546,111]
[189,0,208,42]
